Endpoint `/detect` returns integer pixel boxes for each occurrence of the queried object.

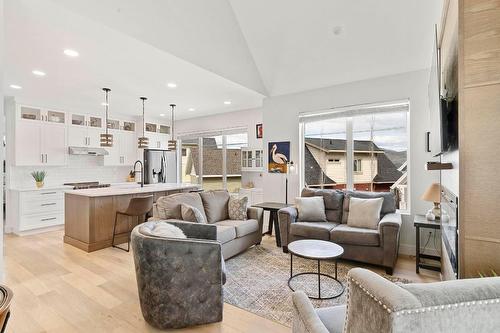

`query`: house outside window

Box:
[299,100,409,212]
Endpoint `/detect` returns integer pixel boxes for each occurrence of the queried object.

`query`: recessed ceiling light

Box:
[224,101,231,105]
[160,113,166,117]
[64,49,79,57]
[9,84,22,89]
[167,82,177,89]
[332,26,344,36]
[188,108,196,111]
[32,70,46,77]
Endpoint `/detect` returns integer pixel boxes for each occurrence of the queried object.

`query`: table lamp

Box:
[421,183,441,221]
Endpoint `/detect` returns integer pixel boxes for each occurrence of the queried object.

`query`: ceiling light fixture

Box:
[332,26,344,36]
[188,108,195,111]
[167,104,177,151]
[224,101,231,105]
[64,49,79,57]
[167,82,177,89]
[138,97,149,149]
[32,70,46,77]
[100,88,113,147]
[9,84,22,89]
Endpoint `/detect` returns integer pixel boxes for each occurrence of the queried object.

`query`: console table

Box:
[414,214,441,274]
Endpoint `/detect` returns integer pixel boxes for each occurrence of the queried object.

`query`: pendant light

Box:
[138,97,149,148]
[100,88,113,147]
[167,104,177,150]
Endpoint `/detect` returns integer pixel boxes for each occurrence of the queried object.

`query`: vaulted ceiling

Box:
[4,0,443,119]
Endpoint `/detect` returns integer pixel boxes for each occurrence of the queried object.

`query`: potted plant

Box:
[31,170,46,188]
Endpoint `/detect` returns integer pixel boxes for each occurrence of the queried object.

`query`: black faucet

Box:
[134,160,144,188]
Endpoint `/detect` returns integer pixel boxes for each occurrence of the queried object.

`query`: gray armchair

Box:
[131,221,225,329]
[293,268,500,333]
[279,189,401,274]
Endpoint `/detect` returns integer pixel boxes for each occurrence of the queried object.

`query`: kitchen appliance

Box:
[64,182,111,189]
[68,146,109,156]
[143,149,176,184]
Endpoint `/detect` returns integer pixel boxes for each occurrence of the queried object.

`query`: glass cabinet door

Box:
[89,116,102,128]
[145,123,157,133]
[247,150,253,168]
[47,111,65,124]
[159,125,170,134]
[123,121,135,132]
[72,114,85,126]
[107,119,120,130]
[255,150,262,168]
[242,151,247,168]
[20,106,41,120]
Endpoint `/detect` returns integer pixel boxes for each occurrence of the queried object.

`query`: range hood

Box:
[68,146,109,156]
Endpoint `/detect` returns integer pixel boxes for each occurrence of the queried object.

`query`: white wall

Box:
[262,69,440,254]
[0,0,4,279]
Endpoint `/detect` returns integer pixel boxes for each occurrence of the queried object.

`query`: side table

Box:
[251,202,291,247]
[414,214,441,274]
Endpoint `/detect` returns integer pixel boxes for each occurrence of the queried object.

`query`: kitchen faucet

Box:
[134,160,144,188]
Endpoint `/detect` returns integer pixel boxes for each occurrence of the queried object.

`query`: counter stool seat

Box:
[112,195,153,252]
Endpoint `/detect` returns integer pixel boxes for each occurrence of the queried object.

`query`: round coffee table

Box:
[288,239,344,300]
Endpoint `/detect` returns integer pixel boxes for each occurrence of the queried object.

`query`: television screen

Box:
[440,97,458,152]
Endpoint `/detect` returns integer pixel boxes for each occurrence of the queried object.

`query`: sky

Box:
[304,111,408,152]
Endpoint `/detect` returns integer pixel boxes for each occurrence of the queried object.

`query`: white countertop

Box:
[65,183,200,197]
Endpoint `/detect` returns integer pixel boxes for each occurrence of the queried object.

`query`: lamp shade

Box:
[421,183,441,203]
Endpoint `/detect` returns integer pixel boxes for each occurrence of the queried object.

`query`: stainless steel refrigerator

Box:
[143,149,177,184]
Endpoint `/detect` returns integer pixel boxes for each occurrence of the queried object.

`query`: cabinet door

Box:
[146,133,160,149]
[15,121,42,166]
[103,131,121,166]
[120,132,137,165]
[87,127,102,148]
[157,133,169,149]
[68,126,88,147]
[41,123,67,166]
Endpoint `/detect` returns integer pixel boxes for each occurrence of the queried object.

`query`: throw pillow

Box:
[296,197,327,222]
[180,203,207,223]
[139,222,187,239]
[228,196,248,220]
[347,197,384,229]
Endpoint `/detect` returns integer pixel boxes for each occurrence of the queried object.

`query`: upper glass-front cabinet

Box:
[107,119,120,130]
[47,111,65,124]
[72,114,85,126]
[159,125,170,134]
[71,114,103,128]
[20,106,41,121]
[20,106,65,124]
[89,116,102,128]
[123,121,135,132]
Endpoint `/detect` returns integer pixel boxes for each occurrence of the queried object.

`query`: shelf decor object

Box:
[100,88,113,147]
[138,97,149,148]
[167,104,177,151]
[421,182,441,220]
[31,170,46,188]
[425,161,453,170]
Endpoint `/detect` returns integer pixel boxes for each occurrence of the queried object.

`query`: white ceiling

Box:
[4,0,443,119]
[3,0,265,120]
[229,0,443,96]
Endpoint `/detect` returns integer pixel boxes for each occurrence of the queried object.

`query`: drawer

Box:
[22,199,64,215]
[22,190,64,202]
[19,213,64,232]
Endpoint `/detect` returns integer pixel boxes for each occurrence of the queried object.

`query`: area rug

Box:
[223,236,411,327]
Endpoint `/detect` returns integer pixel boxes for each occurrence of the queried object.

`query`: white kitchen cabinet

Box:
[7,187,67,234]
[146,132,169,149]
[69,114,104,147]
[104,131,137,166]
[241,148,264,172]
[15,108,67,166]
[239,188,263,206]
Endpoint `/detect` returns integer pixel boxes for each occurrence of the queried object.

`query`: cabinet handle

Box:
[41,203,57,206]
[41,192,57,195]
[41,154,44,163]
[41,217,57,221]
[45,154,48,164]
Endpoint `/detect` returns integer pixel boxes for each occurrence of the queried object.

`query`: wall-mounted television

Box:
[440,96,458,152]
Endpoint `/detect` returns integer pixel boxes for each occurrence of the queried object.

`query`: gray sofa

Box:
[152,190,264,259]
[279,188,401,274]
[293,267,500,333]
[131,221,225,329]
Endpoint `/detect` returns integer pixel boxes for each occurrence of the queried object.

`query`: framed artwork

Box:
[268,141,290,173]
[256,123,263,139]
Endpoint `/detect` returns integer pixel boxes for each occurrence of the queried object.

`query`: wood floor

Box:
[3,230,439,332]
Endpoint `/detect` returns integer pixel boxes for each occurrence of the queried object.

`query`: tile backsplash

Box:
[8,155,133,189]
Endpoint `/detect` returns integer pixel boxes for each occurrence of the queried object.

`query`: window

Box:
[353,159,362,173]
[300,101,409,211]
[179,130,248,194]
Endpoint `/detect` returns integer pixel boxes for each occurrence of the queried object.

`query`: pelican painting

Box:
[268,141,290,173]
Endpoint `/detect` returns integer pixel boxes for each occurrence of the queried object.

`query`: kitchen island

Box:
[64,183,200,252]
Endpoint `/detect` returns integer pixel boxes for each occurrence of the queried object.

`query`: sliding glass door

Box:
[180,130,248,193]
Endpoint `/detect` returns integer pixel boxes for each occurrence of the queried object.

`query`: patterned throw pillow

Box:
[180,204,207,223]
[228,196,248,220]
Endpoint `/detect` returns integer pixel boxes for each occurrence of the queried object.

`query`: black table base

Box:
[288,254,344,300]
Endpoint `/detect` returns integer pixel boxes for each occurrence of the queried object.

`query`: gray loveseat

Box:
[131,221,225,329]
[279,188,401,274]
[293,267,500,333]
[152,190,264,259]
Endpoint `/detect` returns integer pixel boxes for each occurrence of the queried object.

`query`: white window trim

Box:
[298,99,411,214]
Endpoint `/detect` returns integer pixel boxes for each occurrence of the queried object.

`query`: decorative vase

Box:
[36,181,44,189]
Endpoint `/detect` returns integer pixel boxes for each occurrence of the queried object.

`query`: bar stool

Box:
[0,284,13,333]
[112,195,153,252]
